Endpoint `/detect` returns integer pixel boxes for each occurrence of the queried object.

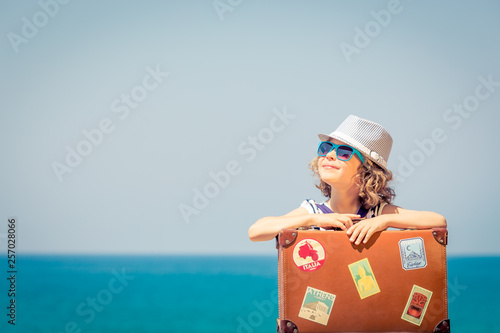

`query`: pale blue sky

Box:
[1,0,499,255]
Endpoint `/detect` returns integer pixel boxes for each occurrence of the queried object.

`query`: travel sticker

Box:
[292,239,325,272]
[401,285,433,326]
[348,258,380,299]
[399,237,427,270]
[298,286,336,326]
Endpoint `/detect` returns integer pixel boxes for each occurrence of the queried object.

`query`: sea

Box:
[0,255,496,333]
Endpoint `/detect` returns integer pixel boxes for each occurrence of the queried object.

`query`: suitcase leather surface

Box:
[277,228,449,333]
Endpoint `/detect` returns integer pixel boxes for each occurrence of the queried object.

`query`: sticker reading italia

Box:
[292,239,325,272]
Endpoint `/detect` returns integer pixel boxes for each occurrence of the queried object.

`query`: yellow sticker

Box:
[401,285,433,326]
[347,258,380,299]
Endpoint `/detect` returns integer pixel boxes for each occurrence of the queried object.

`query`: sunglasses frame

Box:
[317,141,365,163]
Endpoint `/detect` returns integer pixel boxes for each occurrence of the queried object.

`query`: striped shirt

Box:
[300,199,387,219]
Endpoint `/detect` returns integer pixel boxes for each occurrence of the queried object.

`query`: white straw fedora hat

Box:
[318,115,393,170]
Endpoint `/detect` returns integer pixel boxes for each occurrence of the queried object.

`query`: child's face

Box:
[318,139,362,188]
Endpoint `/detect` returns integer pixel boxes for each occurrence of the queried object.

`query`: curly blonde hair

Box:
[309,157,395,209]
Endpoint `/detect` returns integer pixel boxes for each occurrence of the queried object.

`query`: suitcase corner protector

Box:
[434,319,450,333]
[431,228,448,245]
[277,319,298,333]
[278,229,299,248]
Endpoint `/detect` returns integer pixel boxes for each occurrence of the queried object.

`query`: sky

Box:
[1,0,499,256]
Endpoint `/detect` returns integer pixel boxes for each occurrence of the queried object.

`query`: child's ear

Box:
[354,174,362,187]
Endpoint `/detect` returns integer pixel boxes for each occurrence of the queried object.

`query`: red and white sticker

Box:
[292,239,326,272]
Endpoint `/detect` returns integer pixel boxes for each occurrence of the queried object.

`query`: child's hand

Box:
[346,216,388,245]
[312,213,360,231]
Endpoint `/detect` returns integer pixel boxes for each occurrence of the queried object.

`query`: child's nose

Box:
[326,149,337,160]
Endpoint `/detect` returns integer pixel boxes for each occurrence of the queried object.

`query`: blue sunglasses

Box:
[317,141,365,163]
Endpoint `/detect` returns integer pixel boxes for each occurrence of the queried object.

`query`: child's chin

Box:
[320,174,341,183]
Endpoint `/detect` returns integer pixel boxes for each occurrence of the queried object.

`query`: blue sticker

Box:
[399,237,427,270]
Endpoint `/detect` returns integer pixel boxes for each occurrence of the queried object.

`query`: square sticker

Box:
[348,258,380,299]
[399,237,427,270]
[298,287,336,326]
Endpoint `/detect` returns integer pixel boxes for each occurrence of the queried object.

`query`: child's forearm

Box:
[248,215,313,242]
[382,211,447,230]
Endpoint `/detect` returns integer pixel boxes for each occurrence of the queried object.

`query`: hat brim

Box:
[318,133,364,155]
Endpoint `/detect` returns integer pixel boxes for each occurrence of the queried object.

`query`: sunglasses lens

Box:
[318,142,333,156]
[336,146,354,160]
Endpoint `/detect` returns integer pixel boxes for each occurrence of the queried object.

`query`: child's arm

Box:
[249,208,361,242]
[346,205,447,245]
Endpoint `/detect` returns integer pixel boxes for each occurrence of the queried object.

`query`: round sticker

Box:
[292,238,326,272]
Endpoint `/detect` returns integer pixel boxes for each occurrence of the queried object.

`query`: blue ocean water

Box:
[0,255,496,333]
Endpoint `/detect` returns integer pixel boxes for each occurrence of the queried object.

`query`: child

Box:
[248,115,446,245]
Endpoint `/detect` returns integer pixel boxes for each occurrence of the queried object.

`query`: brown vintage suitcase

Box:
[276,228,450,333]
